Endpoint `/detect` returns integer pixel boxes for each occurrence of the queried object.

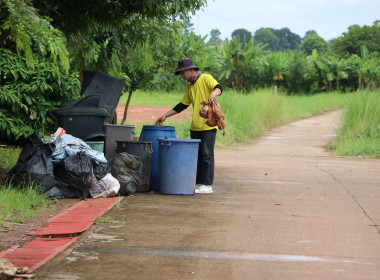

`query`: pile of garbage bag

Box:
[5,132,141,199]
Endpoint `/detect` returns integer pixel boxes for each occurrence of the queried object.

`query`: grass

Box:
[0,146,21,177]
[0,183,53,227]
[0,147,54,228]
[96,216,115,223]
[119,90,184,107]
[329,90,380,158]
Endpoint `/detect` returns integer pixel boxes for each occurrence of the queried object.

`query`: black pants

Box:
[190,129,217,186]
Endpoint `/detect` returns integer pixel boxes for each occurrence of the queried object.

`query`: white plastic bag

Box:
[89,173,120,198]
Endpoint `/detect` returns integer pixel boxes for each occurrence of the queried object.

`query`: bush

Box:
[0,49,80,143]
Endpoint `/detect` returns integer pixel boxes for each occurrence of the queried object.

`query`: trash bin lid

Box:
[157,138,201,143]
[52,106,110,117]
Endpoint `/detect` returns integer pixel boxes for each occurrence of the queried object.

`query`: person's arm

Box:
[208,85,223,105]
[155,109,177,126]
[155,102,189,126]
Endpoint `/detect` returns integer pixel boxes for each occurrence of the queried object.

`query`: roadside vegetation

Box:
[122,89,347,148]
[329,90,380,158]
[0,147,53,227]
[0,183,52,227]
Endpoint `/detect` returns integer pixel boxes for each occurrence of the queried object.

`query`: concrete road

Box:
[36,110,380,279]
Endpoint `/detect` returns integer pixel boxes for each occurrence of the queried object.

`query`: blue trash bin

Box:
[139,125,176,191]
[158,138,201,195]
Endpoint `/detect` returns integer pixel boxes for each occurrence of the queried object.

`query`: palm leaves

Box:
[219,36,264,90]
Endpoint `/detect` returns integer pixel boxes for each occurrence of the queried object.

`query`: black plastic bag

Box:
[93,161,111,181]
[111,153,141,196]
[54,151,93,198]
[6,133,56,193]
[45,186,65,200]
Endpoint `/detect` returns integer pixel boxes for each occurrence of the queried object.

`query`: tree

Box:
[0,0,208,141]
[352,46,380,90]
[254,28,280,51]
[269,51,294,87]
[318,56,351,90]
[300,34,328,55]
[30,0,208,75]
[254,27,301,51]
[208,29,222,45]
[219,36,265,90]
[182,19,195,37]
[331,21,380,57]
[272,28,301,51]
[304,30,318,37]
[1,0,70,71]
[0,0,79,142]
[231,28,252,47]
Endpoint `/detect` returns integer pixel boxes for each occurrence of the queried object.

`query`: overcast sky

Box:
[190,0,379,41]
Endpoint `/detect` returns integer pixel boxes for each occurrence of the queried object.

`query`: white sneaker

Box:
[195,185,213,194]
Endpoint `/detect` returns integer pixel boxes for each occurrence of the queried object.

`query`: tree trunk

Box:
[336,75,340,90]
[121,88,134,125]
[79,57,85,89]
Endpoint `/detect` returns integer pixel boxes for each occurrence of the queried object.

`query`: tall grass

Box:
[329,90,380,158]
[123,89,346,149]
[216,89,345,148]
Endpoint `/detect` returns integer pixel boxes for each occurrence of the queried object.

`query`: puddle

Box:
[109,225,125,229]
[315,163,359,168]
[77,246,373,265]
[66,251,99,263]
[87,232,124,243]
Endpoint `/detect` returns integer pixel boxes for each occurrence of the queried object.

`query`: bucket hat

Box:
[174,58,199,75]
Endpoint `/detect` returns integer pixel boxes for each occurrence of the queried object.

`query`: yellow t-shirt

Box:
[181,73,219,131]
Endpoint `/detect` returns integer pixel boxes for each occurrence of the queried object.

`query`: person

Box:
[155,58,223,194]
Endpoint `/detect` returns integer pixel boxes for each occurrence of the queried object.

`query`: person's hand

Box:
[155,115,166,126]
[208,92,217,105]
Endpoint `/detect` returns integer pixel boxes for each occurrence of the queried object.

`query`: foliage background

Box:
[1,0,380,143]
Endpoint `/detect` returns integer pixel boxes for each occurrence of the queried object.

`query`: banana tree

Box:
[269,51,294,87]
[311,50,334,90]
[353,46,380,90]
[181,31,209,69]
[218,36,264,90]
[320,56,350,90]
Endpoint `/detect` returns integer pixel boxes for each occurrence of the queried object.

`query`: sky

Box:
[190,0,379,41]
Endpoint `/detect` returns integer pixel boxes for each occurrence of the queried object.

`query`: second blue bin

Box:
[158,138,201,195]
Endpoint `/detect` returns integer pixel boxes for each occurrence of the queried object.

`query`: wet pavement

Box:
[35,110,380,279]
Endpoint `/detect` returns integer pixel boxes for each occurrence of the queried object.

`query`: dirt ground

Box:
[0,105,190,253]
[116,105,192,124]
[0,199,79,252]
